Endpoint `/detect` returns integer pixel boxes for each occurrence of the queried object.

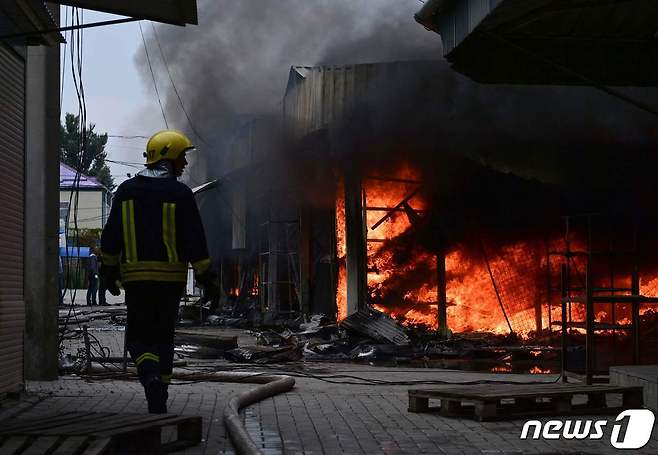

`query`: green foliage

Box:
[74,228,103,249]
[60,113,115,190]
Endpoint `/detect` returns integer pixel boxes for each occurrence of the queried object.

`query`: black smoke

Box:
[135,0,440,184]
[134,0,658,254]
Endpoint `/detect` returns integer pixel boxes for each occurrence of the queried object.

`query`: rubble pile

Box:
[187,306,561,372]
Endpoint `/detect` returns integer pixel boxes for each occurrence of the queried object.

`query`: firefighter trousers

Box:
[124,281,183,387]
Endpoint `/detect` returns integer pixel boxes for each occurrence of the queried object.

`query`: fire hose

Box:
[218,372,296,455]
[87,364,295,455]
[169,370,295,455]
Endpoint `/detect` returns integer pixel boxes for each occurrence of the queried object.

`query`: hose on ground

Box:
[170,370,296,455]
[219,373,295,455]
[86,365,296,455]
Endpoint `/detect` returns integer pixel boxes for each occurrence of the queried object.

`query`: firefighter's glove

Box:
[100,264,121,296]
[196,270,219,300]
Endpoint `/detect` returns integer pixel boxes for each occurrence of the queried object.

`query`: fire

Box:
[529,366,552,374]
[490,366,512,373]
[228,287,240,297]
[364,165,436,327]
[335,164,551,335]
[641,276,658,297]
[336,179,348,321]
[334,163,658,336]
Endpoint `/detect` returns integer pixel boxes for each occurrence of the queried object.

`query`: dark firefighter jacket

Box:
[100,175,210,284]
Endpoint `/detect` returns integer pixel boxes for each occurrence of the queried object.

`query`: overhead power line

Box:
[138,21,169,128]
[150,22,208,146]
[107,134,150,139]
[105,159,143,169]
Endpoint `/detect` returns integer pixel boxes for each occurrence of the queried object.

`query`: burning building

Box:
[196,58,658,381]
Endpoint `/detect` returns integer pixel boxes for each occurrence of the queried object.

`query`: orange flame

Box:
[335,164,550,334]
[334,163,658,335]
[336,179,348,321]
[529,366,552,374]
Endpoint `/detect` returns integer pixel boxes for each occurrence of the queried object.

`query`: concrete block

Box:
[610,365,658,411]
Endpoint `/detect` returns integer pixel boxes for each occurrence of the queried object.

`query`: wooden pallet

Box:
[0,411,202,454]
[408,383,644,421]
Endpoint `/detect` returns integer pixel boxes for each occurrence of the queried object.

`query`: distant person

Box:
[86,249,99,306]
[100,130,216,413]
[97,252,108,306]
[58,256,65,306]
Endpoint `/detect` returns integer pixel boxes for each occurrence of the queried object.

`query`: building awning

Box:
[0,0,64,44]
[60,246,90,258]
[52,0,197,26]
[415,0,658,86]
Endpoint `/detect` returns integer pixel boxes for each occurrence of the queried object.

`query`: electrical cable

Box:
[105,158,143,169]
[59,7,91,346]
[138,21,168,128]
[56,9,120,363]
[59,6,68,112]
[149,22,208,146]
[81,356,563,387]
[107,135,150,139]
[193,363,564,386]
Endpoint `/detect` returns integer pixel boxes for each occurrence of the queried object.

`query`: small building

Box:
[59,163,112,231]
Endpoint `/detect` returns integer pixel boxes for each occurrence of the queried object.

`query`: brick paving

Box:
[7,364,657,454]
[11,320,658,454]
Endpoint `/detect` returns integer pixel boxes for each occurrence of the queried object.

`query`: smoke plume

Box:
[135,0,439,182]
[133,0,658,254]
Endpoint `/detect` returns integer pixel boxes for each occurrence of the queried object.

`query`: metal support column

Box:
[585,217,594,385]
[560,264,569,383]
[437,245,448,337]
[632,263,641,364]
[299,207,312,316]
[344,170,367,316]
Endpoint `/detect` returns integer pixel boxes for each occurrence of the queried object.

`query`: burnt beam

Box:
[299,207,312,316]
[437,244,448,338]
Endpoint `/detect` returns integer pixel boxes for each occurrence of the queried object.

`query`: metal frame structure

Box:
[551,215,658,384]
[258,217,301,321]
[359,175,447,332]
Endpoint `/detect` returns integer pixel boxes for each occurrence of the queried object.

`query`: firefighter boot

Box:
[144,377,167,414]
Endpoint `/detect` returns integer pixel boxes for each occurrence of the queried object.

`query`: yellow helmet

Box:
[144,130,195,165]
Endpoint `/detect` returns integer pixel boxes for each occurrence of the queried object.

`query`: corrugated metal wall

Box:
[284,62,437,141]
[436,0,500,55]
[0,43,25,395]
[284,64,375,140]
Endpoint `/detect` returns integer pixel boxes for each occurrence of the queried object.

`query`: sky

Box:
[59,7,179,185]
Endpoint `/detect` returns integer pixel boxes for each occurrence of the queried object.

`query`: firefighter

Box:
[100,130,214,413]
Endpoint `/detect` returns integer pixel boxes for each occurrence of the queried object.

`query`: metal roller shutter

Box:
[0,43,25,395]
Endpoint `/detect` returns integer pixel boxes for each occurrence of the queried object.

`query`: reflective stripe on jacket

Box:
[100,175,210,283]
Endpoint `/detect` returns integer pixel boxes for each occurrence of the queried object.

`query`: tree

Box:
[60,113,115,190]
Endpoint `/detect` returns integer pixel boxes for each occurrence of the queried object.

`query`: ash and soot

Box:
[139,1,658,338]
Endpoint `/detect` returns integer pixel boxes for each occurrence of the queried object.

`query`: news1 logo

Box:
[520,409,655,449]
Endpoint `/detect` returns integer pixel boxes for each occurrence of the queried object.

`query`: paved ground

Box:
[2,362,656,454]
[61,288,126,306]
[9,308,658,454]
